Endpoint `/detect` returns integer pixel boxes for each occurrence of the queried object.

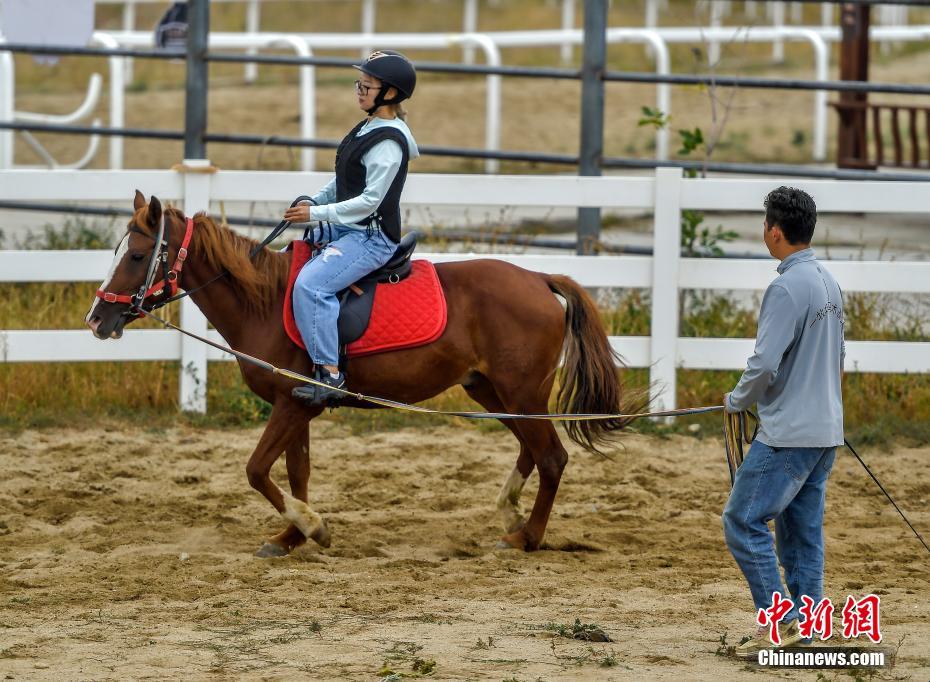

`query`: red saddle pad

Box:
[283,240,447,358]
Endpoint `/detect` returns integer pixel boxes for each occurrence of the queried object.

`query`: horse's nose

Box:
[86,315,103,337]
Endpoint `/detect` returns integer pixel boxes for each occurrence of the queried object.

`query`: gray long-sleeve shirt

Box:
[725,249,845,447]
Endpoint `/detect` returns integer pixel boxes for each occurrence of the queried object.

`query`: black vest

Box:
[334,119,410,244]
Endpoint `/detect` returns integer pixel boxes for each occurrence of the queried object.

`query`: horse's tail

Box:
[545,274,646,454]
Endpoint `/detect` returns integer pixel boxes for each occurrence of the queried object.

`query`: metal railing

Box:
[4,24,930,171]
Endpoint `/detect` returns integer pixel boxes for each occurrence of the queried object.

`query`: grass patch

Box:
[546,640,623,669]
[378,640,436,679]
[714,631,736,657]
[539,618,611,642]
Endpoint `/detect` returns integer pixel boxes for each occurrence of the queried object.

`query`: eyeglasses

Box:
[354,80,381,96]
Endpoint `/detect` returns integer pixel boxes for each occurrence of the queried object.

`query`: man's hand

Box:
[724,392,737,414]
[284,201,311,223]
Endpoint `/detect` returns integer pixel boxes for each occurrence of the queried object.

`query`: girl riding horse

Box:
[284,50,419,405]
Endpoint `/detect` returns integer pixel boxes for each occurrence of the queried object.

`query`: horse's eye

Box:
[131,253,146,262]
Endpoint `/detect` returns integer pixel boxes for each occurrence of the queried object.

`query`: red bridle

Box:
[96,217,195,309]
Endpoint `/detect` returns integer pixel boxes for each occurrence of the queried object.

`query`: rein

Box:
[249,195,316,258]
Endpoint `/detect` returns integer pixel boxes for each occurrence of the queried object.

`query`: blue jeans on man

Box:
[722,440,836,624]
[293,225,397,367]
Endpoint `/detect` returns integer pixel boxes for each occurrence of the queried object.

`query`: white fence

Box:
[2,167,930,414]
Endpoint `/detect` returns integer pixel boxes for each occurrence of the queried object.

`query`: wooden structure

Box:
[833,2,930,170]
[832,101,930,169]
[835,3,872,168]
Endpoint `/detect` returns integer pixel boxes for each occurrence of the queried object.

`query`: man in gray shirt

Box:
[722,187,845,657]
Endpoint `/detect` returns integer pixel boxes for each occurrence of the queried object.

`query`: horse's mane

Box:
[156,207,289,316]
[189,211,289,315]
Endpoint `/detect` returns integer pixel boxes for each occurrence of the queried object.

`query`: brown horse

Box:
[85,192,634,556]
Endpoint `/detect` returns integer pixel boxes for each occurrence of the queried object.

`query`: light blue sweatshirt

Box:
[726,249,845,447]
[309,117,419,229]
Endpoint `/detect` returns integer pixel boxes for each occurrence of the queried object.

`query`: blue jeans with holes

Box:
[722,440,836,624]
[293,225,397,367]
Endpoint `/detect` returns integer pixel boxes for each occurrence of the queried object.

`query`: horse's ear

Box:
[148,196,163,228]
[133,190,146,211]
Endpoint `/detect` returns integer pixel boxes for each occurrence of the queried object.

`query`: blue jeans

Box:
[722,440,836,623]
[293,225,397,366]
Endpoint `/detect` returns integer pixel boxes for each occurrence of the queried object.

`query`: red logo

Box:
[758,593,882,645]
[842,594,882,643]
[798,596,834,640]
[756,592,794,645]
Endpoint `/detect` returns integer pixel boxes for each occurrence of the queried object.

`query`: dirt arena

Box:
[1,423,928,680]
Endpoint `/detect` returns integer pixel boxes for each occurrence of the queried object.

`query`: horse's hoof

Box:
[499,530,540,552]
[254,541,289,558]
[310,519,331,548]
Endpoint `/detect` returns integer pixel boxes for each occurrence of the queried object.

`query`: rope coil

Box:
[723,409,757,487]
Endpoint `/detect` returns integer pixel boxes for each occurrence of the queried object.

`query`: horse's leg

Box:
[496,454,534,533]
[247,400,331,556]
[463,374,534,533]
[498,419,568,551]
[483,376,568,551]
[259,421,319,557]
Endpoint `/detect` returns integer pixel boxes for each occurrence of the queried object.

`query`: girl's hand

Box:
[284,202,311,223]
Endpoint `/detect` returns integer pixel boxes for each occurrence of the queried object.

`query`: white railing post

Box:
[708,0,723,65]
[298,41,316,172]
[92,33,125,170]
[267,35,316,171]
[645,0,659,27]
[772,1,785,61]
[244,0,261,83]
[361,0,376,58]
[649,167,683,414]
[454,34,501,174]
[122,0,136,83]
[179,160,212,412]
[0,51,13,169]
[560,0,575,63]
[796,28,829,162]
[638,31,670,160]
[463,0,478,64]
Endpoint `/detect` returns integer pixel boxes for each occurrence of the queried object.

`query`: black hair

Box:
[764,186,817,245]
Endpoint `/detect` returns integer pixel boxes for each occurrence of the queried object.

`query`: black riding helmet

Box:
[354,50,417,115]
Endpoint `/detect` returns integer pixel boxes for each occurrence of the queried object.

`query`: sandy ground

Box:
[0,423,928,681]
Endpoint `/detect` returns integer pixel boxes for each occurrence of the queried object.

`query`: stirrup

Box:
[291,370,346,407]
